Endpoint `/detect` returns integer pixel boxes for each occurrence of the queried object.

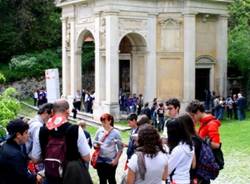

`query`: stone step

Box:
[21,102,130,132]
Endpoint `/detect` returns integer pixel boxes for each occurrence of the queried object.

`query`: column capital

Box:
[60,17,67,22]
[68,16,75,22]
[182,11,198,16]
[148,12,158,17]
[94,11,102,17]
[103,11,120,16]
[218,14,230,19]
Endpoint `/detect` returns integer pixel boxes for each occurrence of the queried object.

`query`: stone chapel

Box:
[56,0,232,119]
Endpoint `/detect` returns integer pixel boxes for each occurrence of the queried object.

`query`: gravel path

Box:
[211,151,250,184]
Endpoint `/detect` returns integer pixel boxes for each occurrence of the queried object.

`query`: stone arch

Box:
[76,29,95,100]
[76,29,95,48]
[119,32,147,52]
[196,55,216,64]
[118,32,147,97]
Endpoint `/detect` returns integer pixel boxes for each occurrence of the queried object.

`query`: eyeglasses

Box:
[100,117,106,122]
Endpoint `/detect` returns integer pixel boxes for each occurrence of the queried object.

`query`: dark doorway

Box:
[119,60,130,93]
[195,68,210,101]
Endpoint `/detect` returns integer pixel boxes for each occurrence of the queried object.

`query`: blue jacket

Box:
[236,97,247,110]
[127,128,138,160]
[0,139,36,184]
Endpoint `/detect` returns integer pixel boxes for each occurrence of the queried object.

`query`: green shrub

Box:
[0,87,21,137]
[0,73,6,84]
[7,49,61,81]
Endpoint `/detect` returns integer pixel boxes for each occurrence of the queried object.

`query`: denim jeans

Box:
[237,108,246,121]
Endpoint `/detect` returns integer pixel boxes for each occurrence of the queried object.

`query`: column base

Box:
[93,101,120,121]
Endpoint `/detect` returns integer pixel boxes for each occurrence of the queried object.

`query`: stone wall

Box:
[0,71,95,99]
[1,77,47,99]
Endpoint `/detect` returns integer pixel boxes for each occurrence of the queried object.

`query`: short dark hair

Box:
[137,115,150,126]
[38,103,53,115]
[127,113,137,121]
[165,98,180,109]
[7,119,29,139]
[186,100,205,113]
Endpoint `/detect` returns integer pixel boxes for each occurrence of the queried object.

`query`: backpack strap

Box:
[169,168,176,182]
[100,128,113,143]
[136,151,146,180]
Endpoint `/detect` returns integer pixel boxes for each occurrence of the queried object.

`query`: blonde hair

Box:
[78,120,87,129]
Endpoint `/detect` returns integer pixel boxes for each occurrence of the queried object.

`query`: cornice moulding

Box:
[56,0,87,7]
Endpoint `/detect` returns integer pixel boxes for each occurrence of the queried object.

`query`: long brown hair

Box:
[137,125,166,158]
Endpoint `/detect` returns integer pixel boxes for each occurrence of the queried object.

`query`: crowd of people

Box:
[203,91,247,121]
[72,89,95,118]
[0,95,228,184]
[33,87,48,107]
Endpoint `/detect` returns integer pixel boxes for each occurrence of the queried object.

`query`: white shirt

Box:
[26,115,44,156]
[168,143,194,184]
[128,151,168,184]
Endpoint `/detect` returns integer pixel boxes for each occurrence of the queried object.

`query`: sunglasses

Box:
[100,117,106,122]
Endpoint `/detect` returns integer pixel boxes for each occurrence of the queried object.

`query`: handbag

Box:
[212,144,224,170]
[91,128,113,169]
[90,148,100,169]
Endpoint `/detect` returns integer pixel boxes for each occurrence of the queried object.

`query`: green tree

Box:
[0,0,61,62]
[228,0,250,100]
[0,72,6,84]
[4,49,62,81]
[81,42,95,72]
[228,0,250,70]
[0,87,21,138]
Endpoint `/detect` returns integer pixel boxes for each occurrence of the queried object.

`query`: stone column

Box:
[145,14,157,103]
[131,51,138,94]
[216,15,228,97]
[77,48,82,92]
[183,13,196,102]
[61,17,70,98]
[93,14,106,119]
[105,12,120,118]
[69,17,77,98]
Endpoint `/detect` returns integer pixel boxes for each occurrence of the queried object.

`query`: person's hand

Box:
[111,159,118,166]
[36,174,43,184]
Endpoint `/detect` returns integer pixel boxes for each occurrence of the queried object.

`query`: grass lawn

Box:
[19,102,37,118]
[212,112,250,184]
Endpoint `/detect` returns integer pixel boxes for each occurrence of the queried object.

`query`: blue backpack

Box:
[196,140,220,181]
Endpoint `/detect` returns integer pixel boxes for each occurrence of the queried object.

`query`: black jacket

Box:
[0,139,36,184]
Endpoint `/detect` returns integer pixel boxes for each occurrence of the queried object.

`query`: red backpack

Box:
[44,135,67,178]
